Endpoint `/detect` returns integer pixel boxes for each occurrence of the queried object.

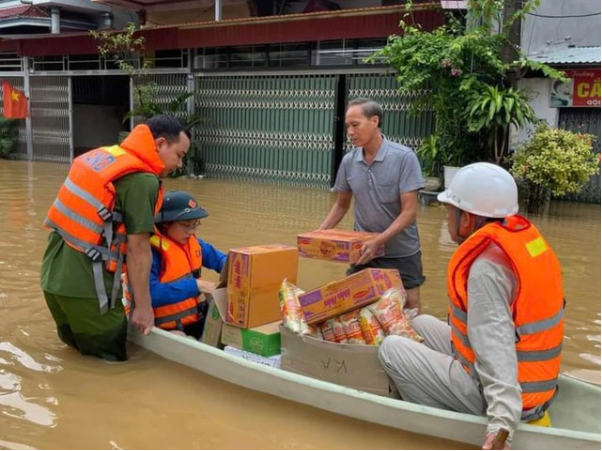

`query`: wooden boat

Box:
[131,327,601,450]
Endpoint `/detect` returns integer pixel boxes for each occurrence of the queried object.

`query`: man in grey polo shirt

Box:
[319,98,425,309]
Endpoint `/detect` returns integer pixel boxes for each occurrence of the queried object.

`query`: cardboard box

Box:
[201,287,283,360]
[200,294,224,348]
[297,229,385,264]
[224,346,282,368]
[221,321,282,357]
[227,244,298,328]
[280,327,398,397]
[298,269,403,324]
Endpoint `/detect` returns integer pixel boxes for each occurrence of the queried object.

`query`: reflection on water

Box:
[0,160,600,449]
[0,341,59,429]
[0,342,61,374]
[0,439,36,450]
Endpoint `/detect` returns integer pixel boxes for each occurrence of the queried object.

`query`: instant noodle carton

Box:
[297,229,385,264]
[227,244,298,328]
[298,268,403,324]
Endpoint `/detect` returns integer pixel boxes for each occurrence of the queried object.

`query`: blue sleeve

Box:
[199,239,227,273]
[149,248,200,308]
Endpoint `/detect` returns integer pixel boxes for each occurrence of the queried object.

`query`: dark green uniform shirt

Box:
[41,173,160,299]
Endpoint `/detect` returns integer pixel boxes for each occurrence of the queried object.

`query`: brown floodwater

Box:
[0,160,600,449]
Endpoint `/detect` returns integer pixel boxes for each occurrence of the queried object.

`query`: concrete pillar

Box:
[215,0,222,21]
[50,7,61,34]
[99,12,113,29]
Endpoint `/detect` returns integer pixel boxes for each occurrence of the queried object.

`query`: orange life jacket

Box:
[44,125,165,313]
[447,215,564,413]
[148,231,204,330]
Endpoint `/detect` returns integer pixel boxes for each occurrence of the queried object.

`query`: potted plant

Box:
[417,134,443,191]
[510,123,600,214]
[466,84,536,165]
[438,131,475,189]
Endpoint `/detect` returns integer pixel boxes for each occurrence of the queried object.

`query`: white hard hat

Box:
[437,162,519,218]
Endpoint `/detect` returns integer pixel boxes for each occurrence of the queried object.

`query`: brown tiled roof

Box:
[0,5,49,20]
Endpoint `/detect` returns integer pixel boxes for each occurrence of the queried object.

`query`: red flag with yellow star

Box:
[2,80,28,119]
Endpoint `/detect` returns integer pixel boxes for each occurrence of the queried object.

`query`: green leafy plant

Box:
[0,117,19,159]
[417,134,442,177]
[91,24,203,176]
[91,23,201,127]
[91,23,154,124]
[466,85,535,164]
[369,0,566,167]
[510,123,600,213]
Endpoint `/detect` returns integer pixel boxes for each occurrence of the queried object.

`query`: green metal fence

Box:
[195,72,433,187]
[347,73,434,152]
[195,74,337,187]
[30,75,71,162]
[9,70,434,185]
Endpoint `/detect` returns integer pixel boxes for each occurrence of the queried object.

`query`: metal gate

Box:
[0,75,28,159]
[347,74,434,152]
[558,108,601,203]
[196,74,336,187]
[30,76,71,162]
[18,70,434,187]
[26,72,187,162]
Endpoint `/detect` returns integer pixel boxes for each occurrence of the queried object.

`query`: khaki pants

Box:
[378,314,485,415]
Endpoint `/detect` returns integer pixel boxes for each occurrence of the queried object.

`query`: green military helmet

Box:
[154,191,208,224]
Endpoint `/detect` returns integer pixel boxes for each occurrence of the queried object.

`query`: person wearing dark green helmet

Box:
[125,190,226,338]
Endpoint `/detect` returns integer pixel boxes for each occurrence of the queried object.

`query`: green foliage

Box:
[466,85,535,163]
[90,24,201,127]
[0,117,19,159]
[124,90,201,128]
[517,58,569,83]
[510,123,600,198]
[466,1,541,36]
[91,23,155,124]
[91,23,203,177]
[90,23,147,78]
[417,134,442,176]
[369,0,562,166]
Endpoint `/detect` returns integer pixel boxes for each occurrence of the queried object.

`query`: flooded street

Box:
[0,160,600,449]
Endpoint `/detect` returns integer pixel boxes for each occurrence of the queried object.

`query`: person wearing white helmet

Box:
[378,163,565,449]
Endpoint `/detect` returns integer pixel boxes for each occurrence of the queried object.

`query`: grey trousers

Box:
[378,314,486,415]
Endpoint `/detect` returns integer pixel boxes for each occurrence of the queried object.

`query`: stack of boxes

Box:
[201,244,299,368]
[199,230,402,397]
[284,229,402,397]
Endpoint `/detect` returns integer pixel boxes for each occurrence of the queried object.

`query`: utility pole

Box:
[501,0,522,84]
